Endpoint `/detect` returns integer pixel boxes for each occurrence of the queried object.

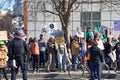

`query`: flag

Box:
[94,23,100,33]
[94,23,103,40]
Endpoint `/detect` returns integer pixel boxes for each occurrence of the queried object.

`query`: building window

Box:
[81,12,101,31]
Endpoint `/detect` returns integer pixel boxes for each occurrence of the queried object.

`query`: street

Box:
[2,68,120,80]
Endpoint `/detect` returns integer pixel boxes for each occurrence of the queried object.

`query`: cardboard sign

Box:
[97,40,104,50]
[53,30,65,44]
[55,37,65,44]
[0,31,8,40]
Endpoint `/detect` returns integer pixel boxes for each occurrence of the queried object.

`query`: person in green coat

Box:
[86,28,94,43]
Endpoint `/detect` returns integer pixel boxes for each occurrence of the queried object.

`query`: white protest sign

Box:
[0,31,8,40]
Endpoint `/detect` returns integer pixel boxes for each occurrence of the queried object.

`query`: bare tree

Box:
[42,0,80,44]
[0,15,13,32]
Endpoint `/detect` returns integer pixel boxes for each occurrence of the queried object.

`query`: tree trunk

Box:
[59,14,70,43]
[63,20,71,44]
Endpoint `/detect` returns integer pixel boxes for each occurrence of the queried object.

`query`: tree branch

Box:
[71,2,80,12]
[51,0,62,14]
[0,0,8,9]
[45,10,59,16]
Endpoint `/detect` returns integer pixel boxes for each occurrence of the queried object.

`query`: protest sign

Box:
[0,31,8,40]
[14,26,26,40]
[97,40,104,50]
[114,20,120,31]
[54,30,65,44]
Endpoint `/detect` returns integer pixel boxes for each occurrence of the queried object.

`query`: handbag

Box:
[8,59,17,68]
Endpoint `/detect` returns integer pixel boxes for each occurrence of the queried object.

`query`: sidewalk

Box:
[2,68,120,80]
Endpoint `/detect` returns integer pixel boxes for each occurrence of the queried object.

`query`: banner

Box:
[0,31,8,40]
[114,20,120,31]
[41,24,48,34]
[14,26,26,41]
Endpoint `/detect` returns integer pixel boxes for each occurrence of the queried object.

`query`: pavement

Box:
[2,68,120,80]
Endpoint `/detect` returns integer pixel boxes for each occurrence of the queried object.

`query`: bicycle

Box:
[111,60,120,74]
[68,54,110,79]
[68,54,89,79]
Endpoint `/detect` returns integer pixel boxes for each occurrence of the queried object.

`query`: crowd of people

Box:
[0,28,119,80]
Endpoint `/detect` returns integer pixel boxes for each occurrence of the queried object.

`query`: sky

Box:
[0,0,15,11]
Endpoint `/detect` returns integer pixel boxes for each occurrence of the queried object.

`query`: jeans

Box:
[90,62,102,80]
[116,52,120,69]
[32,54,39,71]
[59,53,66,70]
[11,56,27,80]
[47,53,55,71]
[0,68,8,80]
[72,54,78,70]
[40,51,46,67]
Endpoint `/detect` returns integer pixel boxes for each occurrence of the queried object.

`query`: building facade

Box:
[27,0,120,39]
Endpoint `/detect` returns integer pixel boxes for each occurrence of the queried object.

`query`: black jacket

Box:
[114,42,120,53]
[104,42,112,57]
[10,38,28,57]
[88,46,104,63]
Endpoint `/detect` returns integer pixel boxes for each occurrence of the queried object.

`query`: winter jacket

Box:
[88,46,104,63]
[114,42,120,53]
[10,38,28,57]
[71,40,80,55]
[0,46,8,68]
[47,40,56,54]
[104,42,112,57]
[38,39,47,52]
[30,42,39,55]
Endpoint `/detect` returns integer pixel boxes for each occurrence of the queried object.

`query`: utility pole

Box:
[24,0,28,35]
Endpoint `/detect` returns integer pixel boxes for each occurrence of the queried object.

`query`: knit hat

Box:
[0,41,5,45]
[14,31,21,36]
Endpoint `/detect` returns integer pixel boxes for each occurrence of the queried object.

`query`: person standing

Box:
[27,37,33,68]
[38,34,47,67]
[86,28,94,42]
[113,36,120,69]
[10,31,28,80]
[46,36,56,72]
[56,43,68,72]
[0,41,9,80]
[30,37,40,73]
[104,38,112,67]
[71,35,80,70]
[88,41,104,80]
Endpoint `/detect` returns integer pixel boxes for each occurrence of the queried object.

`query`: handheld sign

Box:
[0,31,8,40]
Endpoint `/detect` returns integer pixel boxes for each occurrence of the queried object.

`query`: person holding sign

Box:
[55,43,68,72]
[46,36,56,72]
[0,41,9,80]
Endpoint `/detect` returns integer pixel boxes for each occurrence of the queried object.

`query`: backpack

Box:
[0,48,8,68]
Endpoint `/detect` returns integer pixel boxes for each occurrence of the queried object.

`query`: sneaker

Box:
[36,69,39,72]
[74,69,78,71]
[59,70,63,72]
[46,70,50,73]
[63,69,67,72]
[33,71,36,74]
[51,70,55,72]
